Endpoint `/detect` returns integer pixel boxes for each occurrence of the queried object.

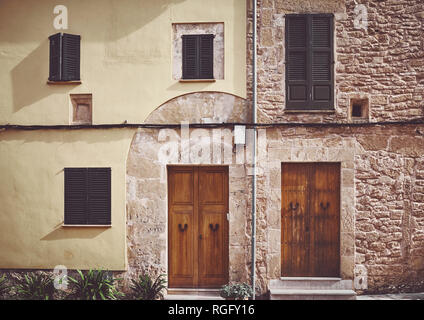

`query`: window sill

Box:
[62,224,112,228]
[285,109,335,114]
[47,80,82,85]
[179,79,216,83]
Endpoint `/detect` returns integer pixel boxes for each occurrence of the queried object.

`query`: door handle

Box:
[178,223,188,232]
[320,202,330,210]
[199,234,202,240]
[209,223,219,232]
[289,202,299,211]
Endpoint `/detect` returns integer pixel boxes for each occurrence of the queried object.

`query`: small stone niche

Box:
[349,98,369,122]
[70,94,92,125]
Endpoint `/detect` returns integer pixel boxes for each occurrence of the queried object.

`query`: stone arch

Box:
[123,91,251,289]
[145,91,250,124]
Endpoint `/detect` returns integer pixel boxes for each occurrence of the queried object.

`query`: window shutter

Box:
[199,34,214,79]
[64,168,87,224]
[286,14,334,110]
[48,33,62,81]
[61,33,80,81]
[87,168,111,225]
[286,15,308,109]
[311,15,333,109]
[182,35,198,79]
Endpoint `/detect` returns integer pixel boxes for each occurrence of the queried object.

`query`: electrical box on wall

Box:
[234,125,246,145]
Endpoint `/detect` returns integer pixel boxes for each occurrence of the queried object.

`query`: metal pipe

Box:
[251,0,257,300]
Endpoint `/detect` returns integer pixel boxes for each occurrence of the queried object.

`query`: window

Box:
[285,14,334,110]
[64,168,111,225]
[182,34,214,80]
[70,94,92,125]
[49,33,81,82]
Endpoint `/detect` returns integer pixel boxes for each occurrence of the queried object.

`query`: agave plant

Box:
[14,272,55,300]
[67,269,124,300]
[0,274,10,299]
[129,273,167,300]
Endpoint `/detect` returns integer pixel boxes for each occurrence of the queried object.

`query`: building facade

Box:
[0,0,423,298]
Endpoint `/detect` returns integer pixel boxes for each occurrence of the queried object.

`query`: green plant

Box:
[129,273,167,300]
[220,282,253,300]
[14,272,55,300]
[67,269,124,300]
[0,274,10,299]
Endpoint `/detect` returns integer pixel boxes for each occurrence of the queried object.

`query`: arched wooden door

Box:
[281,163,340,277]
[168,166,229,288]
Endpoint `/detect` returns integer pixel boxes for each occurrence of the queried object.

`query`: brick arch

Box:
[145,91,250,124]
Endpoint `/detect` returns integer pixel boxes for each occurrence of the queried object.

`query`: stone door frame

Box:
[126,128,252,287]
[260,134,356,280]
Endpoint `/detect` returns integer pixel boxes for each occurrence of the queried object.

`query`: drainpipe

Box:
[251,0,257,300]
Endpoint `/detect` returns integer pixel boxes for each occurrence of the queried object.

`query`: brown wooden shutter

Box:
[64,168,87,224]
[285,14,333,110]
[48,33,62,81]
[199,34,214,79]
[182,34,214,79]
[311,15,333,109]
[61,33,81,81]
[87,168,111,225]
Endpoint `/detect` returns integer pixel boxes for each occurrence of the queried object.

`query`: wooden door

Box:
[281,163,340,277]
[168,166,229,288]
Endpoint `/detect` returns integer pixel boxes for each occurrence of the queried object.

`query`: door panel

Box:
[309,163,340,277]
[168,167,197,288]
[281,163,340,277]
[168,166,228,288]
[281,163,309,276]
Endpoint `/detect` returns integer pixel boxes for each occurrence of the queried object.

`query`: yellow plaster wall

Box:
[0,0,246,125]
[0,129,135,270]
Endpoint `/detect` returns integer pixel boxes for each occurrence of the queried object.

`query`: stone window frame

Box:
[172,23,224,81]
[70,93,92,125]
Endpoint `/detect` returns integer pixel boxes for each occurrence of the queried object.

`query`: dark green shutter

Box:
[311,15,333,109]
[48,33,62,81]
[286,15,308,109]
[182,35,198,79]
[64,168,87,224]
[64,168,111,225]
[87,168,111,225]
[182,34,214,79]
[199,34,214,79]
[61,33,80,81]
[286,14,333,110]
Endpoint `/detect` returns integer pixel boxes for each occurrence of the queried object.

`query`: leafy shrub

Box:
[67,269,123,300]
[0,274,10,299]
[14,272,55,300]
[220,282,253,300]
[129,274,167,300]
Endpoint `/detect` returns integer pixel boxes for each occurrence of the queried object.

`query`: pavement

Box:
[356,292,424,300]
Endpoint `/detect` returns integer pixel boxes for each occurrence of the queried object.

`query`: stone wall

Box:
[248,0,424,123]
[256,123,424,294]
[354,126,424,292]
